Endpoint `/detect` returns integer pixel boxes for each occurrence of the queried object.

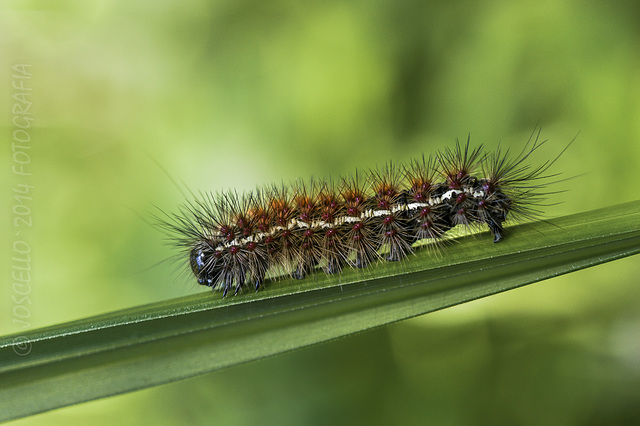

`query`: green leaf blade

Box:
[1,200,639,421]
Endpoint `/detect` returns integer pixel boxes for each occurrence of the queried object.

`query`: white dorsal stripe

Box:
[215,188,488,251]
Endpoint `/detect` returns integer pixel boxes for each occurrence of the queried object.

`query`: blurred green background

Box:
[2,0,640,424]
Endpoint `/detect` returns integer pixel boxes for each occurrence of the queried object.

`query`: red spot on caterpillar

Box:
[220,226,234,241]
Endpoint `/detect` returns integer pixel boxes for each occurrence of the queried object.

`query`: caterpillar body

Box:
[160,130,564,297]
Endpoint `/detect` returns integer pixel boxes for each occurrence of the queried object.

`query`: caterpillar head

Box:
[189,242,218,287]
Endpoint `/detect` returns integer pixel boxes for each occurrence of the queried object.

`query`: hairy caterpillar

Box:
[159,129,566,297]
